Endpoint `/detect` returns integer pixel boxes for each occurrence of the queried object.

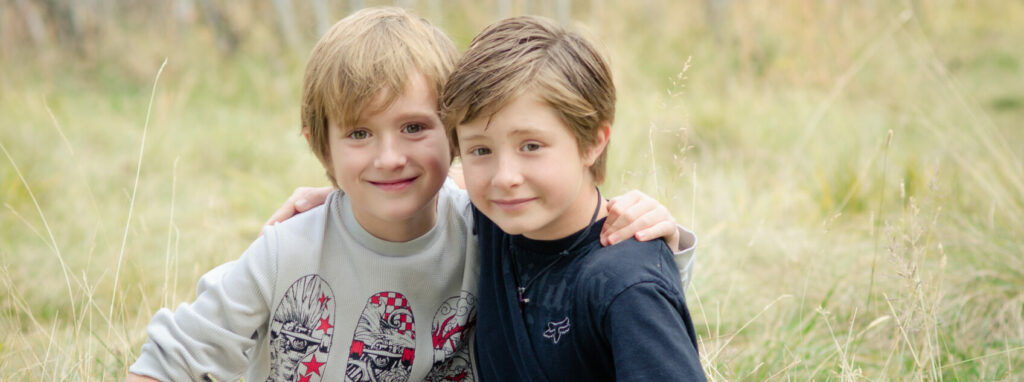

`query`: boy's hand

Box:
[262,186,334,231]
[601,190,680,251]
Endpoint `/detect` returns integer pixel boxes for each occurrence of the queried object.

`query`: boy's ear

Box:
[301,126,312,145]
[583,122,611,167]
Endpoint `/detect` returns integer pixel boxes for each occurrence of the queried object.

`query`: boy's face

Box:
[326,72,451,241]
[457,92,608,241]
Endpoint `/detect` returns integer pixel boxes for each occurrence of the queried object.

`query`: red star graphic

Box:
[296,374,312,382]
[317,317,333,333]
[303,354,326,376]
[318,293,331,307]
[446,370,469,381]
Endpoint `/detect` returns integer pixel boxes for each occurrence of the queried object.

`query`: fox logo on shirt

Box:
[542,317,571,344]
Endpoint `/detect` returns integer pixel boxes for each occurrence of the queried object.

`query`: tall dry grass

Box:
[2,0,1022,380]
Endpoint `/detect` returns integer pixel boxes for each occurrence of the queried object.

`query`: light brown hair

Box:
[301,7,458,186]
[441,15,615,183]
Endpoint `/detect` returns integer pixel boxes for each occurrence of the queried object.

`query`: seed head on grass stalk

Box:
[109,58,168,322]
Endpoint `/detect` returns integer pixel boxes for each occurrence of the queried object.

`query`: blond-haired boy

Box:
[443,16,706,380]
[128,7,688,382]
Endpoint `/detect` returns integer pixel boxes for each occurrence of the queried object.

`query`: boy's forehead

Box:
[346,71,440,125]
[457,95,562,137]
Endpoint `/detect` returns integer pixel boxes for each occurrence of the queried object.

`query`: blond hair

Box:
[301,7,458,186]
[441,15,615,183]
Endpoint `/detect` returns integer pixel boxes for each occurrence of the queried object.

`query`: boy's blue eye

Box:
[348,130,370,140]
[469,147,491,156]
[522,143,541,152]
[402,123,425,134]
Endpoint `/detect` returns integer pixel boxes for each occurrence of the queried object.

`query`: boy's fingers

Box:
[603,209,658,246]
[602,191,660,245]
[636,221,680,251]
[639,222,679,251]
[294,187,332,212]
[263,199,300,227]
[606,190,642,215]
[601,198,620,234]
[261,187,333,236]
[604,196,648,229]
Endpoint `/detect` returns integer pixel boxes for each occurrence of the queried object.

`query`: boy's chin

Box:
[489,219,535,237]
[378,198,438,219]
[375,207,428,222]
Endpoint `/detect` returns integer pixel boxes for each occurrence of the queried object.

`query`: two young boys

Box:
[128,7,703,382]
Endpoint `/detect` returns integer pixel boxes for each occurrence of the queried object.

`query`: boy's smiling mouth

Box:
[491,197,537,211]
[369,176,418,191]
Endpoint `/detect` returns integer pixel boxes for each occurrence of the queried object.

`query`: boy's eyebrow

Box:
[457,129,487,143]
[507,126,548,137]
[391,109,440,121]
[458,125,549,142]
[354,108,439,127]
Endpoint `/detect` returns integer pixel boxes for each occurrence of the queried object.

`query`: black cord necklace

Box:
[511,188,603,308]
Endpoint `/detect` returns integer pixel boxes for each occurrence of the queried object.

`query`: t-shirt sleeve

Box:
[129,229,278,381]
[603,281,707,381]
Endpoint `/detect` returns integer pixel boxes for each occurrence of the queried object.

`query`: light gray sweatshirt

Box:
[131,182,480,382]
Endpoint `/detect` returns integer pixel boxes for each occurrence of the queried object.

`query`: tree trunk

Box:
[270,0,302,51]
[705,0,730,42]
[196,0,239,54]
[14,0,50,52]
[311,0,331,37]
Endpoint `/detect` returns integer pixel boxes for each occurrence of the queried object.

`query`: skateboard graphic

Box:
[267,274,336,382]
[425,292,477,382]
[346,291,416,382]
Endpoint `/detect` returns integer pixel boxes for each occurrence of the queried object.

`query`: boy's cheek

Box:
[460,165,489,202]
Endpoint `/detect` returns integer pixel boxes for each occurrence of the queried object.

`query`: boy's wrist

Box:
[667,230,681,252]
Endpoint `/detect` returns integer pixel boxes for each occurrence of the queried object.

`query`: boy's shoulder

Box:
[439,177,471,210]
[262,190,339,245]
[575,238,681,302]
[438,177,474,227]
[582,237,675,272]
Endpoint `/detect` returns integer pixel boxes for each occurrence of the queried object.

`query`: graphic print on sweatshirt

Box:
[346,291,416,382]
[267,274,336,382]
[425,292,477,382]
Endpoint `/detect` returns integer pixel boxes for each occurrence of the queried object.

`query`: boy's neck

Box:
[353,196,440,242]
[524,183,606,241]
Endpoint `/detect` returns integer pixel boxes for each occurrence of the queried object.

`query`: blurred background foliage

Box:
[1,0,1022,380]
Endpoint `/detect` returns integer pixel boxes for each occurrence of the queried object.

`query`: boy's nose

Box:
[374,138,407,169]
[491,155,523,189]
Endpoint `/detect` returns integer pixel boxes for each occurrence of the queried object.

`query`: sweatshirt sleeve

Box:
[603,281,707,382]
[672,225,697,290]
[129,229,279,382]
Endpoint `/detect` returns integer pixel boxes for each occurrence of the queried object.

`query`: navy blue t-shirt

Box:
[472,207,706,381]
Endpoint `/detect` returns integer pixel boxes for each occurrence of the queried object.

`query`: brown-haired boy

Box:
[443,16,706,380]
[128,7,689,382]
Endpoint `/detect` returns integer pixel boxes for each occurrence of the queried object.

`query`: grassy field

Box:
[2,1,1023,380]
